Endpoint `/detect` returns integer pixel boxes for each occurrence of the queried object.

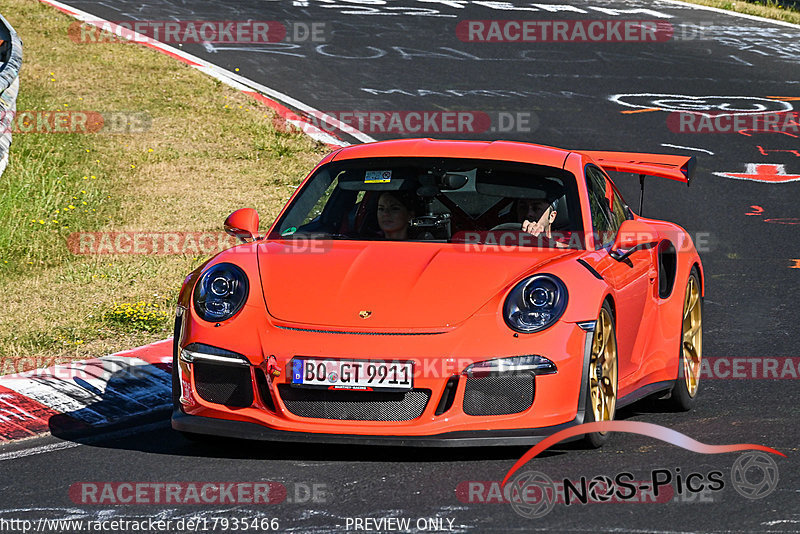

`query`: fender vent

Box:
[658,240,677,299]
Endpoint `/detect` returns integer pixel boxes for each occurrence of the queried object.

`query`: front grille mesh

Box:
[278,385,430,421]
[463,374,534,416]
[194,362,253,408]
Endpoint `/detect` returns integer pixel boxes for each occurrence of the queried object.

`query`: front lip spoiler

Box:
[171,409,584,448]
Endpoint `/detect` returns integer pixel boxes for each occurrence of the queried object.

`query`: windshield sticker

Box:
[281,227,297,236]
[365,170,392,183]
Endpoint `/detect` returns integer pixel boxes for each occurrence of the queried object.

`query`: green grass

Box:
[0,0,326,369]
[103,301,172,333]
[679,0,800,24]
[0,131,111,265]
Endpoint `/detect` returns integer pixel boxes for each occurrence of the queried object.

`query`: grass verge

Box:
[677,0,800,24]
[0,0,327,371]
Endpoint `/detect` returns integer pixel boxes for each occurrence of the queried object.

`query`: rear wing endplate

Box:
[579,151,697,185]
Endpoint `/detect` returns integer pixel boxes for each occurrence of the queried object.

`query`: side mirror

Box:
[609,219,658,261]
[224,208,260,243]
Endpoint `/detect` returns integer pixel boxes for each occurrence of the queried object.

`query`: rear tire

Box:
[581,301,618,448]
[667,267,702,411]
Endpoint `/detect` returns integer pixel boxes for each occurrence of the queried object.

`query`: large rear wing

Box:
[579,151,697,185]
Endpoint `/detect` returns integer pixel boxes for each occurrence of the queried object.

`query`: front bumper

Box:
[172,316,595,444]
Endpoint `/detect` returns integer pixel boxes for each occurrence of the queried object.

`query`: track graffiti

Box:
[714,164,800,183]
[745,205,800,225]
[610,94,794,117]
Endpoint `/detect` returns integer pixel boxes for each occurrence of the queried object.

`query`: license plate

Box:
[290,358,413,391]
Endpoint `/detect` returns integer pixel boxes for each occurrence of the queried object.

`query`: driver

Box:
[517,198,558,238]
[377,191,421,240]
[514,196,570,248]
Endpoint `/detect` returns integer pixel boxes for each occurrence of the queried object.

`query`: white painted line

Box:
[658,0,800,29]
[0,420,169,462]
[728,55,754,67]
[193,66,252,92]
[39,0,375,145]
[660,143,715,155]
[0,394,38,422]
[0,440,78,461]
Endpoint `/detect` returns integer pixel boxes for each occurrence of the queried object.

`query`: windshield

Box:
[271,157,585,249]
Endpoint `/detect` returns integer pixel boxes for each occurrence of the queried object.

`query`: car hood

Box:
[257,240,575,329]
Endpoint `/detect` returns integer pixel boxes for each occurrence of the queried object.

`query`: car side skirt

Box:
[617,380,674,409]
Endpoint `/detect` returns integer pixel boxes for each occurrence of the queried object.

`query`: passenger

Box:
[377,191,420,240]
[516,198,557,238]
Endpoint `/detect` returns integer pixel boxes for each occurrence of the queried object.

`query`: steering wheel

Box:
[489,222,523,231]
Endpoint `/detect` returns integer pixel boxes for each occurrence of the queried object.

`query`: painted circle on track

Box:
[610,94,793,116]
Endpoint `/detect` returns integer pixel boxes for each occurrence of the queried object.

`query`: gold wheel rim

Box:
[589,308,617,431]
[682,276,702,397]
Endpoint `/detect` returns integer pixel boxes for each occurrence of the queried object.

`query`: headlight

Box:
[180,343,250,366]
[503,274,568,333]
[193,263,249,322]
[463,355,557,377]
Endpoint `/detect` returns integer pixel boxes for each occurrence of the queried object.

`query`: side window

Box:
[585,166,619,248]
[609,185,628,229]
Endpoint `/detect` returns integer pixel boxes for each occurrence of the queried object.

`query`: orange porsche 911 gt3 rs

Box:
[171,139,703,447]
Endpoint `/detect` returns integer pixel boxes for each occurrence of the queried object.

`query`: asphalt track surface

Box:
[2,1,800,532]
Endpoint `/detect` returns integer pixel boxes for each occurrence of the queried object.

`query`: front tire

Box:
[668,267,702,411]
[171,315,182,410]
[582,301,618,448]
